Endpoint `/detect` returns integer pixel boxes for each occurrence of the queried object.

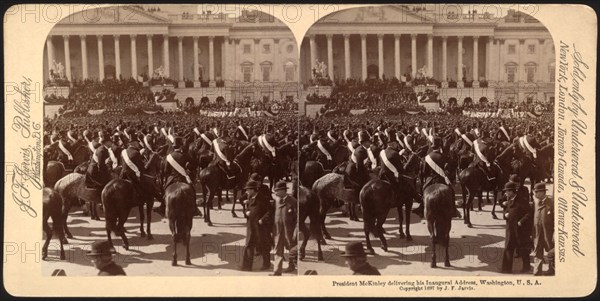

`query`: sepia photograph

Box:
[298,4,556,276]
[41,4,299,276]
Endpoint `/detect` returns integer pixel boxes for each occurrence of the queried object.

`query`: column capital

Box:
[208,35,215,41]
[177,36,184,42]
[129,34,137,39]
[164,34,170,40]
[254,38,260,44]
[146,34,153,39]
[498,39,505,45]
[273,38,280,43]
[308,34,316,40]
[377,34,384,39]
[457,35,464,40]
[62,35,69,39]
[79,34,86,40]
[394,34,401,39]
[427,34,434,39]
[224,36,230,42]
[96,35,103,41]
[113,34,120,40]
[193,36,199,42]
[441,35,448,41]
[538,39,545,44]
[519,39,526,44]
[360,34,367,39]
[325,34,333,40]
[472,35,479,40]
[343,34,351,39]
[410,34,418,39]
[47,35,53,42]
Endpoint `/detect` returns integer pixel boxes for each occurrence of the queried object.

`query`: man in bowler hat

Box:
[341,241,380,275]
[270,181,297,276]
[532,183,554,276]
[240,180,274,271]
[87,241,126,276]
[500,182,532,273]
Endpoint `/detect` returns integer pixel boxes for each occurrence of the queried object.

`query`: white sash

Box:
[121,149,140,177]
[428,135,434,143]
[58,141,73,160]
[499,126,510,140]
[238,126,249,140]
[123,130,130,140]
[200,133,212,145]
[327,131,336,143]
[343,130,351,143]
[161,127,168,137]
[367,148,377,169]
[473,140,491,167]
[396,133,404,148]
[93,152,99,164]
[384,129,390,138]
[168,134,175,144]
[421,128,429,137]
[403,136,413,152]
[351,152,358,164]
[399,149,406,156]
[88,141,96,153]
[213,128,219,136]
[166,154,192,184]
[261,135,276,157]
[108,148,118,169]
[213,140,231,166]
[474,128,480,137]
[309,135,315,143]
[347,141,355,152]
[317,140,332,161]
[67,131,76,143]
[144,135,154,152]
[521,136,537,158]
[414,127,420,134]
[425,154,451,184]
[154,126,159,134]
[461,134,473,147]
[194,128,201,136]
[454,128,461,135]
[380,151,399,177]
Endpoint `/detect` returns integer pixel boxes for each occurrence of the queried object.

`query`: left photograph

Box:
[42,4,299,276]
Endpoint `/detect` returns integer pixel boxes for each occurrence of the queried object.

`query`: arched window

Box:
[525,62,537,83]
[260,61,272,82]
[284,61,296,82]
[505,62,518,83]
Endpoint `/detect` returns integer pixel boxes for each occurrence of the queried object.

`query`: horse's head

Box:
[146,152,164,175]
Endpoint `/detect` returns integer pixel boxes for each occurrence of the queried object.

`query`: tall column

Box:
[80,35,88,79]
[377,34,384,78]
[394,34,400,80]
[538,39,545,82]
[46,36,54,76]
[130,35,137,79]
[97,35,104,80]
[427,34,433,78]
[457,35,463,87]
[497,39,504,82]
[193,36,199,86]
[411,34,417,78]
[326,35,334,80]
[360,34,367,80]
[114,35,120,80]
[486,37,492,81]
[344,34,350,79]
[208,36,215,85]
[223,37,229,82]
[309,35,316,72]
[233,39,239,82]
[177,36,184,85]
[254,38,260,81]
[518,39,526,82]
[273,38,279,82]
[163,35,170,78]
[146,35,153,77]
[62,35,71,81]
[473,36,479,86]
[442,36,448,85]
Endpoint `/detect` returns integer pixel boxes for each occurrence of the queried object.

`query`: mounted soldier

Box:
[471,129,496,181]
[495,121,512,143]
[85,131,112,191]
[120,138,146,197]
[45,130,75,169]
[235,120,251,142]
[421,136,452,190]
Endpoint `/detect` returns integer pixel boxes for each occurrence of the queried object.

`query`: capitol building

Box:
[43,5,299,103]
[300,5,555,105]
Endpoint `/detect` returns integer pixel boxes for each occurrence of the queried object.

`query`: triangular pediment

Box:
[58,5,170,25]
[319,5,433,24]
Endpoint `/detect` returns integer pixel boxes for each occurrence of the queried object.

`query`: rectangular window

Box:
[527,44,535,54]
[508,45,516,54]
[243,67,252,82]
[262,44,271,54]
[243,44,251,54]
[262,66,271,82]
[507,67,516,83]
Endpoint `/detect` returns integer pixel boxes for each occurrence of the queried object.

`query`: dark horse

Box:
[44,161,67,188]
[423,183,456,268]
[299,185,324,262]
[42,187,65,260]
[165,182,196,266]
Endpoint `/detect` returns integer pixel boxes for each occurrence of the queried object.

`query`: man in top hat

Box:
[45,130,75,168]
[495,121,512,142]
[235,120,251,142]
[499,181,532,274]
[471,129,495,181]
[161,137,198,215]
[531,183,554,276]
[87,240,126,276]
[240,180,274,272]
[107,133,123,171]
[340,241,380,275]
[85,131,112,191]
[212,131,236,178]
[421,136,451,189]
[270,181,297,276]
[120,139,147,204]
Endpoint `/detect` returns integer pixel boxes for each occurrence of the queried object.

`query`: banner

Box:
[350,109,367,115]
[88,109,106,115]
[143,110,161,115]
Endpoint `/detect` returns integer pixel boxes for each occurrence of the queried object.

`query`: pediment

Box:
[318,5,433,24]
[58,5,170,25]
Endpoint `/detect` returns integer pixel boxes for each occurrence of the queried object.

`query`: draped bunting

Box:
[88,109,106,115]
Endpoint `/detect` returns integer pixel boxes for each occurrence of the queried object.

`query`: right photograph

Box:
[298,5,555,276]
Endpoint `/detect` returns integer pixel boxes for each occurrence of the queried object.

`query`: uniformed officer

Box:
[421,136,451,190]
[471,129,495,181]
[120,139,146,198]
[85,131,112,190]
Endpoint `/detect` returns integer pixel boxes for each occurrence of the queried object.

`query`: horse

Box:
[44,161,67,188]
[299,185,323,261]
[227,143,260,218]
[188,136,214,170]
[423,183,456,268]
[54,173,102,240]
[311,173,358,243]
[359,179,396,254]
[301,161,326,188]
[165,182,196,266]
[42,187,65,260]
[458,163,505,226]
